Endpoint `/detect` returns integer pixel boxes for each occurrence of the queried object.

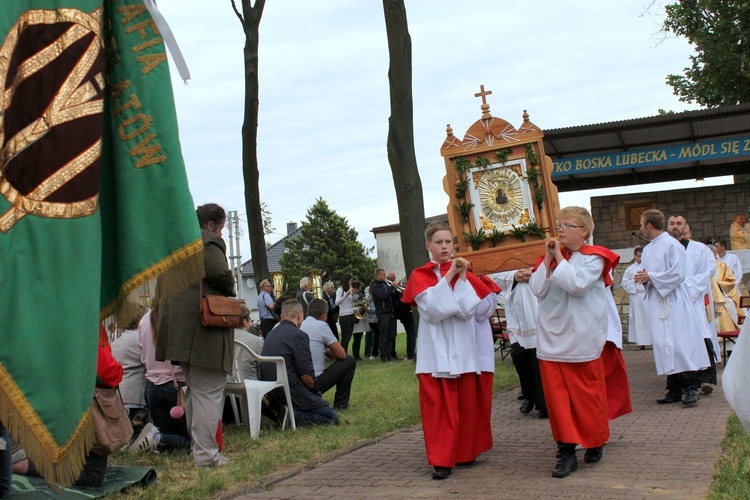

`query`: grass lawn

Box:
[110,335,518,499]
[709,414,750,499]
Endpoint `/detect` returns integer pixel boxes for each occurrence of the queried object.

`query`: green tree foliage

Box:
[279,198,377,294]
[662,0,750,106]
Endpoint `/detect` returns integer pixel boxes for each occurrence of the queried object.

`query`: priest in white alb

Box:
[635,209,710,407]
[621,246,651,349]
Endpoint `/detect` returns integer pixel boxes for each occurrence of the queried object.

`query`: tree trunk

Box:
[382,0,428,277]
[237,0,269,281]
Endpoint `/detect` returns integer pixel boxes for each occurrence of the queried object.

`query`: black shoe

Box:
[683,389,699,406]
[407,355,415,360]
[456,459,475,466]
[538,410,549,419]
[520,400,534,414]
[699,384,713,396]
[583,446,603,463]
[432,466,451,479]
[517,389,524,400]
[657,392,682,404]
[380,357,389,363]
[391,355,403,361]
[333,403,349,411]
[552,452,578,478]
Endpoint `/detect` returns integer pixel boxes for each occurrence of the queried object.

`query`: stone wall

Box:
[591,183,750,249]
[593,182,749,341]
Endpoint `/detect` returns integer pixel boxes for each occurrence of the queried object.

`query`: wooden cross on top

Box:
[474,84,492,105]
[474,84,492,119]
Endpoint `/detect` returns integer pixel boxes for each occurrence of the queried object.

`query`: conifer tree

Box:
[279,198,377,295]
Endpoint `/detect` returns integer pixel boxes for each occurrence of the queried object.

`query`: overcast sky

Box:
[155,1,730,260]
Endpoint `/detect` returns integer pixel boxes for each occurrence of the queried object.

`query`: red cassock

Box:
[405,261,495,467]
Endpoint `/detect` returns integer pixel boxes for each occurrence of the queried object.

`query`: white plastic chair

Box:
[226,340,296,438]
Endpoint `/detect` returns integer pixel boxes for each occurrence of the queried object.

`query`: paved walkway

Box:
[240,347,732,499]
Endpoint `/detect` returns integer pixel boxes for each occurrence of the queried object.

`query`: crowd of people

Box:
[2,203,747,491]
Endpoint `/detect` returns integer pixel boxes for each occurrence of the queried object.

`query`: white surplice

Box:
[414,274,481,378]
[605,286,623,348]
[640,232,710,375]
[719,252,744,295]
[684,239,719,360]
[473,292,499,373]
[491,271,538,349]
[529,253,608,362]
[621,261,652,346]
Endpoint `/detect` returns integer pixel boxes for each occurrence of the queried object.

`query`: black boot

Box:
[656,392,682,404]
[519,400,534,414]
[584,446,603,463]
[432,466,451,479]
[552,445,578,478]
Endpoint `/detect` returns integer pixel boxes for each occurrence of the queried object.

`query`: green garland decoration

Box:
[488,228,506,247]
[456,201,474,222]
[464,228,486,251]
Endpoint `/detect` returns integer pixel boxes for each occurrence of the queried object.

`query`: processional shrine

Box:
[440,85,560,275]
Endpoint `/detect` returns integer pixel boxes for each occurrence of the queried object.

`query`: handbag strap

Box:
[168,363,181,392]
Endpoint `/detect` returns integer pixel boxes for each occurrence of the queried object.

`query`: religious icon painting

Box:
[467,158,535,233]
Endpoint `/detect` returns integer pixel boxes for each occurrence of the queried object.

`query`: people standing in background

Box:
[729,214,750,250]
[323,281,340,340]
[492,268,547,418]
[256,279,277,338]
[621,247,651,350]
[335,273,358,355]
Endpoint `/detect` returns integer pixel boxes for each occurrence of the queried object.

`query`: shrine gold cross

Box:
[474,84,492,105]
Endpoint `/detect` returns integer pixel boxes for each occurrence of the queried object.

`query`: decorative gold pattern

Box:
[479,213,496,230]
[477,168,525,224]
[518,208,530,225]
[471,171,483,189]
[509,165,523,178]
[0,8,103,233]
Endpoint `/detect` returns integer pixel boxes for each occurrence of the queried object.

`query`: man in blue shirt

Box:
[256,279,277,337]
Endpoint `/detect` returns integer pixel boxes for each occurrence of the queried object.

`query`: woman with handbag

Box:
[75,325,126,487]
[155,203,236,468]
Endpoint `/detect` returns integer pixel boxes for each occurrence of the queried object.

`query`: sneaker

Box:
[213,453,230,467]
[129,423,158,453]
[369,356,377,360]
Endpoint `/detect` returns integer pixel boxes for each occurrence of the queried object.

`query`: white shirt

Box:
[300,316,338,377]
[473,292,498,373]
[335,287,357,316]
[414,272,481,378]
[529,253,608,362]
[491,271,538,349]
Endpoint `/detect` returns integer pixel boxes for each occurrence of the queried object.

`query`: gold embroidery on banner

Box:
[0,8,103,233]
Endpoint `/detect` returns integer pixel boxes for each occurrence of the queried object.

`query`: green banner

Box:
[0,0,201,486]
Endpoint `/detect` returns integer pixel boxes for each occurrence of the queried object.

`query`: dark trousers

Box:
[351,332,363,360]
[316,355,357,408]
[327,319,339,341]
[378,312,396,361]
[367,322,380,357]
[399,312,417,358]
[339,315,355,354]
[0,424,11,498]
[695,338,718,386]
[260,318,277,338]
[146,381,191,451]
[666,371,700,395]
[294,405,339,427]
[74,451,108,487]
[510,343,546,412]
